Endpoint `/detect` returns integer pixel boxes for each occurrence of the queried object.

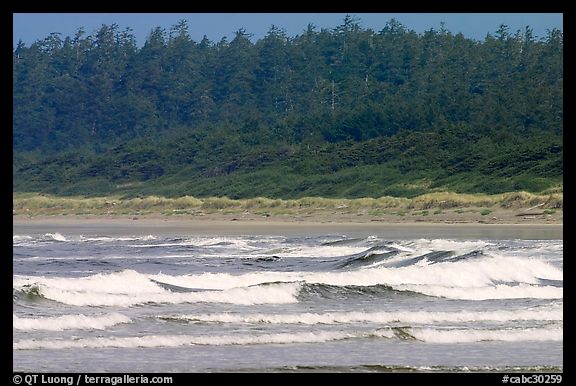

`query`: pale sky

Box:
[13,13,563,47]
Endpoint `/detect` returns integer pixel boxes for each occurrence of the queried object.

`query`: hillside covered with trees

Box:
[13,17,563,199]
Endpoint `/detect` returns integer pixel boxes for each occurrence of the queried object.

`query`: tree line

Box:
[13,17,563,198]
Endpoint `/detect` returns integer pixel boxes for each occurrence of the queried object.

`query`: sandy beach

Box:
[13,190,563,238]
[13,211,563,239]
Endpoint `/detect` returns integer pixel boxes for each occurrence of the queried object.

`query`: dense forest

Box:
[13,17,563,199]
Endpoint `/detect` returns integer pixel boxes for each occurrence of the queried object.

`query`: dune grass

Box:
[13,189,563,218]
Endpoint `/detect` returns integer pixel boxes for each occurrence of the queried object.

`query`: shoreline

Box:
[12,202,563,225]
[13,214,563,239]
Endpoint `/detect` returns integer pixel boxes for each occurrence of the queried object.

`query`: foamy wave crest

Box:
[371,256,563,287]
[405,326,563,344]
[14,331,353,350]
[189,237,257,249]
[13,250,562,304]
[412,239,493,252]
[13,313,131,331]
[13,235,33,244]
[14,270,160,294]
[275,245,370,258]
[128,236,258,250]
[13,271,300,307]
[145,254,562,300]
[149,271,302,290]
[397,283,562,300]
[44,233,67,242]
[14,325,561,350]
[163,306,562,325]
[79,235,157,242]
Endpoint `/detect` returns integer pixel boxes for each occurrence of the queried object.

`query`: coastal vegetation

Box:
[13,17,562,200]
[13,190,563,218]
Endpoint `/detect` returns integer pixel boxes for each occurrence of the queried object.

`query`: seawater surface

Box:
[13,222,563,372]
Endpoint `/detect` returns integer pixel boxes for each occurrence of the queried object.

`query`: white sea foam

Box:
[149,271,297,290]
[42,283,299,307]
[13,330,353,350]
[13,271,300,306]
[127,241,196,248]
[44,233,67,242]
[396,283,563,300]
[13,246,563,305]
[274,245,371,258]
[13,313,131,331]
[154,253,562,299]
[413,239,493,252]
[13,235,33,243]
[13,324,562,350]
[386,243,415,253]
[408,326,563,343]
[127,236,259,251]
[14,270,159,294]
[164,307,563,325]
[189,237,257,248]
[79,235,157,242]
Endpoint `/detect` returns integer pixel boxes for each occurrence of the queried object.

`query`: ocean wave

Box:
[297,283,420,299]
[402,326,563,344]
[13,271,300,307]
[13,313,131,331]
[412,239,493,252]
[13,330,354,350]
[301,255,563,299]
[79,235,157,242]
[126,236,259,250]
[272,245,371,259]
[321,237,366,247]
[159,306,562,325]
[14,233,69,244]
[14,324,561,350]
[43,232,67,242]
[335,247,401,269]
[396,283,563,300]
[13,235,33,244]
[14,247,563,304]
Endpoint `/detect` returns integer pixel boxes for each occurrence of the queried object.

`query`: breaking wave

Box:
[14,324,561,350]
[13,313,131,331]
[13,270,301,307]
[158,306,562,325]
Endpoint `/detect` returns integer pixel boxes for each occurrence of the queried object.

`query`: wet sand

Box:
[13,215,563,239]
